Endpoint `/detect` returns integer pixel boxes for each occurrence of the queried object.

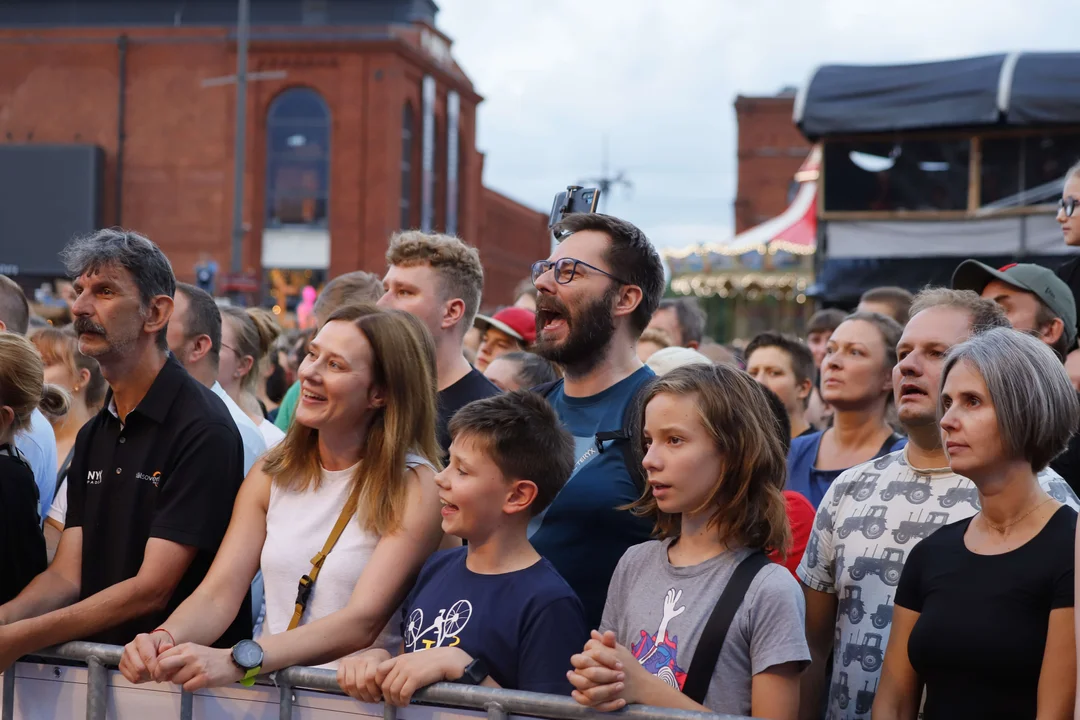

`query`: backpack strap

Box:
[681,551,772,705]
[532,378,647,494]
[594,384,648,494]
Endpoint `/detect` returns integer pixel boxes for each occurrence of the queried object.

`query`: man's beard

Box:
[533,286,618,378]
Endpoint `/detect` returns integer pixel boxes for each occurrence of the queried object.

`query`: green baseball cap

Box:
[951,260,1077,347]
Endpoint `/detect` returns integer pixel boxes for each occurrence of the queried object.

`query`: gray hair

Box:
[61,229,176,350]
[658,297,707,346]
[909,287,1010,335]
[941,327,1079,471]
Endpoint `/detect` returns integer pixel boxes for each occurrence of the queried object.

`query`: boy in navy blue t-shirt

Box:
[337,390,588,705]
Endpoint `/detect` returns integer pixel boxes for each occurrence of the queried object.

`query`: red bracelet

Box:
[152,628,176,646]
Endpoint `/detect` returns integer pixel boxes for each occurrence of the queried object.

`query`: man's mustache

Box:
[74,318,107,336]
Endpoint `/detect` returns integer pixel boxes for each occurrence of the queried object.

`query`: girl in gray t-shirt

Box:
[568,364,811,719]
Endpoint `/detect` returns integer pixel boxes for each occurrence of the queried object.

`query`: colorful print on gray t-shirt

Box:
[601,539,810,716]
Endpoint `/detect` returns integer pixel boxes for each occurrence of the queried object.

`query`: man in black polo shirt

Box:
[0,229,249,669]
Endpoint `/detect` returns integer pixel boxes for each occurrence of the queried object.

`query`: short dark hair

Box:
[860,286,915,325]
[808,308,847,335]
[449,390,574,517]
[0,275,29,335]
[657,297,707,346]
[61,228,176,350]
[1035,301,1072,362]
[175,283,222,361]
[758,383,793,453]
[497,351,560,387]
[314,271,383,324]
[552,213,665,336]
[745,332,815,388]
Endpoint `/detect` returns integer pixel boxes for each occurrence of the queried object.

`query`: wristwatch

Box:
[455,657,490,686]
[231,639,264,687]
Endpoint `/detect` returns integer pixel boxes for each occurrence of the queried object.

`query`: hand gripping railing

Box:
[0,642,754,720]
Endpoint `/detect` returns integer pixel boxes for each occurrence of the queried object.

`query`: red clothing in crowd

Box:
[769,490,816,576]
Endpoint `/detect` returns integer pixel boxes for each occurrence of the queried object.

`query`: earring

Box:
[73,386,80,393]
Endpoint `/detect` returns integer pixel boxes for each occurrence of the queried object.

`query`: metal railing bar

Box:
[180,690,194,720]
[86,655,107,720]
[278,681,293,720]
[16,642,742,720]
[2,669,14,720]
[486,701,508,720]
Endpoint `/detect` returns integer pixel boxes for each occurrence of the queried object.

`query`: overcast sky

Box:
[436,0,1073,250]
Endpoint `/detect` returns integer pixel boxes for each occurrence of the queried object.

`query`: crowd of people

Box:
[0,161,1078,720]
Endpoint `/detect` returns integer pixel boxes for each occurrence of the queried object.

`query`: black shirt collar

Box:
[101,354,188,425]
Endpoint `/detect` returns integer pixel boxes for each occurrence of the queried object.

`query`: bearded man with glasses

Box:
[527,212,666,629]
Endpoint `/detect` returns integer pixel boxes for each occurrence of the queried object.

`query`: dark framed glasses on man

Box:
[530,258,631,286]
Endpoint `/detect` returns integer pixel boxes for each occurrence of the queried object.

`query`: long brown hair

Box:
[261,304,440,535]
[0,333,70,432]
[628,364,791,554]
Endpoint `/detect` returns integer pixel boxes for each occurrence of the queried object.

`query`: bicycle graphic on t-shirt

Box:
[405,600,473,650]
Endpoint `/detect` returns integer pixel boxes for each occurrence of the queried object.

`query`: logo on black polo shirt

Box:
[86,470,104,485]
[136,470,162,487]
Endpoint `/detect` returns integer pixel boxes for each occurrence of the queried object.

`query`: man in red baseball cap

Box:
[473,306,537,371]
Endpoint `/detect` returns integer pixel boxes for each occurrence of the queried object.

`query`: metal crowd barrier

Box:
[0,642,753,720]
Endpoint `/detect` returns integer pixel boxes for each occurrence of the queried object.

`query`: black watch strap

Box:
[457,657,489,685]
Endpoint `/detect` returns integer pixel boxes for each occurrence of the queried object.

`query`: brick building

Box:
[733,90,811,234]
[0,0,549,308]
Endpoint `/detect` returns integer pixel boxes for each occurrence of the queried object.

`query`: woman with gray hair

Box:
[874,327,1078,720]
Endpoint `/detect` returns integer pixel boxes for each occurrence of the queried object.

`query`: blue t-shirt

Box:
[786,430,907,508]
[529,366,655,629]
[402,547,588,695]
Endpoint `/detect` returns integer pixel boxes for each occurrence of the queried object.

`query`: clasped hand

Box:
[337,646,473,707]
[567,629,644,712]
[118,633,241,691]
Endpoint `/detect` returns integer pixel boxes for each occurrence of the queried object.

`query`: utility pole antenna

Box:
[580,135,631,212]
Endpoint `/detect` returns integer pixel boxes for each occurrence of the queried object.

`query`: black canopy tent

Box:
[795,52,1080,304]
[796,52,1080,138]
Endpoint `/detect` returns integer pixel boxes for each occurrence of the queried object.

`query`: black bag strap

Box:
[56,446,75,496]
[681,550,772,705]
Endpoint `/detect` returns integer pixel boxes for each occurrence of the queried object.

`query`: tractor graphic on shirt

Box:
[632,588,688,690]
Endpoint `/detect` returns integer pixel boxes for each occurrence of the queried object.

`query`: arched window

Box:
[401,102,414,230]
[266,88,330,229]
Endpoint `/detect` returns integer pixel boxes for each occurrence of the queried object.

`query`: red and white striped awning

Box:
[665,145,820,260]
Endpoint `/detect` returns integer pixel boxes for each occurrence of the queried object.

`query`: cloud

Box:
[437,0,1074,248]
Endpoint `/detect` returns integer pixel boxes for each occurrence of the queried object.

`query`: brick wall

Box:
[0,24,545,306]
[733,94,811,233]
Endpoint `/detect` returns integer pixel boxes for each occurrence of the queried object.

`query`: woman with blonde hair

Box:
[119,304,449,688]
[218,306,285,447]
[0,333,68,603]
[30,326,106,560]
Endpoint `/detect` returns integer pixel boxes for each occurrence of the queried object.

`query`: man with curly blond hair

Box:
[378,231,498,455]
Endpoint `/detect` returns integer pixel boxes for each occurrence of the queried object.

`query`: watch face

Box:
[232,640,264,670]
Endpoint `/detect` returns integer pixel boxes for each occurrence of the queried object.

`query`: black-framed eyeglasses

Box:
[531,258,632,286]
[1060,198,1078,218]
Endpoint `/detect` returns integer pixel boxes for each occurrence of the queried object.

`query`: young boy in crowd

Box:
[336,391,588,706]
